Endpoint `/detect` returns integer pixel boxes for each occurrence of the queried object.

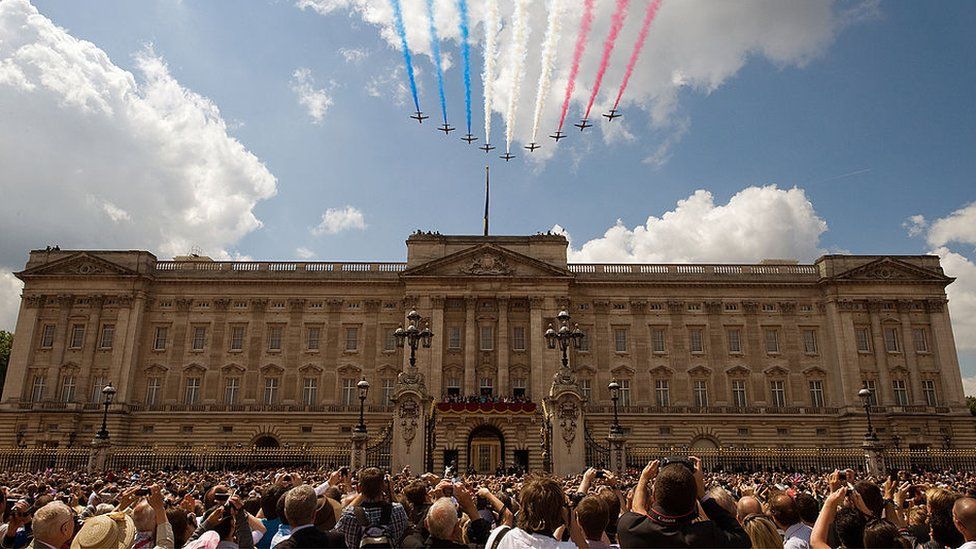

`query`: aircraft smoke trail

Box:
[612,0,662,110]
[390,0,421,113]
[482,0,499,145]
[503,0,531,153]
[529,0,562,144]
[458,0,472,135]
[557,0,595,132]
[425,0,449,125]
[584,0,630,120]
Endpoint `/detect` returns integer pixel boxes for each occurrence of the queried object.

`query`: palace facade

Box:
[1,233,972,473]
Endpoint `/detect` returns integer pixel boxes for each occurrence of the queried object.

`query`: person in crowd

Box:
[769,493,813,549]
[270,485,343,548]
[740,513,783,549]
[618,457,750,548]
[953,498,976,549]
[485,475,588,549]
[255,487,287,549]
[187,495,253,549]
[8,501,73,549]
[71,512,135,549]
[794,493,820,528]
[574,496,609,549]
[333,467,408,548]
[735,496,762,524]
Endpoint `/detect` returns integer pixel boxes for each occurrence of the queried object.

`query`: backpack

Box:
[354,502,394,549]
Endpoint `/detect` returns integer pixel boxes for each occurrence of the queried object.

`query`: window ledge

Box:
[228,349,243,353]
[305,349,320,354]
[189,349,205,353]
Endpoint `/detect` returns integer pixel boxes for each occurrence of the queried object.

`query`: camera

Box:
[659,457,694,470]
[340,467,350,477]
[595,470,605,479]
[568,491,585,507]
[136,487,150,497]
[214,491,230,502]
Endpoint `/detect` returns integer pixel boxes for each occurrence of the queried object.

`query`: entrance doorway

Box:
[513,450,529,473]
[467,425,505,474]
[253,435,280,448]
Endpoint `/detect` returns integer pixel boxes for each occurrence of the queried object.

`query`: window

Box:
[90,376,105,402]
[224,377,240,405]
[230,326,245,351]
[913,328,929,353]
[769,380,786,407]
[513,377,526,399]
[693,380,708,407]
[40,324,56,348]
[884,327,900,352]
[614,329,628,353]
[146,377,161,406]
[892,380,909,406]
[659,426,672,436]
[480,325,494,351]
[809,380,825,408]
[381,379,395,405]
[727,329,742,353]
[512,326,526,351]
[341,378,356,406]
[383,329,396,351]
[99,325,115,349]
[191,327,206,351]
[863,380,878,406]
[765,329,780,353]
[181,426,193,434]
[448,326,462,349]
[307,327,321,351]
[618,380,631,407]
[60,375,76,402]
[922,380,937,406]
[777,428,790,436]
[268,326,283,351]
[446,376,461,397]
[153,327,168,351]
[651,328,666,353]
[30,375,45,402]
[479,377,493,397]
[345,327,359,351]
[69,324,85,349]
[803,329,818,354]
[184,377,201,404]
[264,377,279,404]
[762,304,776,312]
[689,329,704,353]
[856,328,871,352]
[579,378,591,400]
[655,380,670,407]
[303,377,318,406]
[578,332,590,351]
[737,427,750,436]
[731,380,747,407]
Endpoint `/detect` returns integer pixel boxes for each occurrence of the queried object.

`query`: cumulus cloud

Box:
[0,269,22,332]
[338,47,369,64]
[0,0,277,265]
[296,0,871,162]
[963,375,976,398]
[312,206,367,235]
[902,214,927,237]
[925,202,976,249]
[555,185,828,264]
[290,68,333,124]
[295,246,316,259]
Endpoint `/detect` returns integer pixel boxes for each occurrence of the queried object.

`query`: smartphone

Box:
[135,487,150,497]
[595,471,605,479]
[837,472,847,481]
[340,467,350,477]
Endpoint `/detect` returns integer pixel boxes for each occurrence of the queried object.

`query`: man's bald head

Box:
[953,497,976,541]
[736,496,762,524]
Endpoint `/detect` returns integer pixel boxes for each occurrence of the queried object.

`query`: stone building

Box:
[0,233,972,473]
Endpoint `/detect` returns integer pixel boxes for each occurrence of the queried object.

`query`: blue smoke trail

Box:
[426,0,449,125]
[390,0,421,113]
[458,0,472,134]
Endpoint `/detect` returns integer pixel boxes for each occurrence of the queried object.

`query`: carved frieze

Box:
[459,252,515,276]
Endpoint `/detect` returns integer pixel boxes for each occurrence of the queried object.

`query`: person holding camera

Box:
[333,468,408,548]
[269,485,344,548]
[484,475,589,549]
[185,494,254,549]
[617,457,750,548]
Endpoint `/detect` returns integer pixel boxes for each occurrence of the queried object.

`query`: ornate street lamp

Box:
[608,380,623,435]
[892,432,902,451]
[394,309,433,371]
[544,310,585,370]
[355,377,370,434]
[942,433,952,450]
[95,382,117,440]
[858,386,878,441]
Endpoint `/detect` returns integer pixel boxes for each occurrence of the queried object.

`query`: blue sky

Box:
[2,0,975,387]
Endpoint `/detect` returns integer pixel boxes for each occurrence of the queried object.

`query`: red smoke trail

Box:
[613,0,662,110]
[557,0,595,131]
[583,0,630,120]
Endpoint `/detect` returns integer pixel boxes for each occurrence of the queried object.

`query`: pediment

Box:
[831,257,951,284]
[19,252,139,278]
[688,365,712,377]
[649,365,674,378]
[401,244,571,278]
[725,365,751,377]
[764,366,790,377]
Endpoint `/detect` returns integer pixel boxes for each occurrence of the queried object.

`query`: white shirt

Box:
[957,542,976,549]
[486,527,577,549]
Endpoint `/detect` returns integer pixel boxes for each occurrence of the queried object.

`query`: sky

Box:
[0,0,974,392]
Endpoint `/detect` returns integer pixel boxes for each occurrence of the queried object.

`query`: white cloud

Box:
[902,214,927,237]
[963,375,976,398]
[290,67,333,124]
[932,247,976,352]
[297,0,870,163]
[556,185,828,264]
[0,0,276,265]
[295,246,316,259]
[0,269,22,332]
[338,47,369,64]
[312,206,367,235]
[926,202,976,249]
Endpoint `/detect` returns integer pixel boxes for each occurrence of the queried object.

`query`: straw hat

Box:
[70,512,136,549]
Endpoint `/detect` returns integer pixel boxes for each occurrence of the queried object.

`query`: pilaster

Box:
[464,297,477,396]
[1,294,41,403]
[497,297,509,397]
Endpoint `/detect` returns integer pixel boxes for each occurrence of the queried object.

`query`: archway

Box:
[467,424,505,474]
[690,436,719,450]
[253,435,280,449]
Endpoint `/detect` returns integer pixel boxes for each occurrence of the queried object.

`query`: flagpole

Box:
[483,164,490,236]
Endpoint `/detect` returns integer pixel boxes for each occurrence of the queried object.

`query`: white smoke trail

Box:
[529,0,562,144]
[482,0,499,146]
[504,0,531,153]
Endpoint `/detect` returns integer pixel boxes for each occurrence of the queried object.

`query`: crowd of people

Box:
[439,394,532,404]
[2,460,975,548]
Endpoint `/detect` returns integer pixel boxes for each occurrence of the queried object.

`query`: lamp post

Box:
[858,387,877,441]
[892,432,902,451]
[608,380,623,435]
[95,383,117,440]
[394,309,433,371]
[544,310,584,370]
[355,377,370,434]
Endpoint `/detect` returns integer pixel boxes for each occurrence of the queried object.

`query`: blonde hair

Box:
[927,488,958,513]
[742,514,783,549]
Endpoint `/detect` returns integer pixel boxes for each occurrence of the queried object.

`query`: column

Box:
[926,298,965,407]
[497,297,509,397]
[1,294,44,403]
[78,295,105,404]
[464,297,477,396]
[778,301,801,402]
[323,299,342,402]
[529,296,546,401]
[53,294,74,368]
[822,300,859,409]
[114,292,146,404]
[593,300,611,401]
[741,301,764,404]
[244,299,268,402]
[430,297,445,397]
[204,299,230,403]
[897,300,924,405]
[703,301,723,405]
[631,300,650,404]
[867,300,891,405]
[283,299,307,403]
